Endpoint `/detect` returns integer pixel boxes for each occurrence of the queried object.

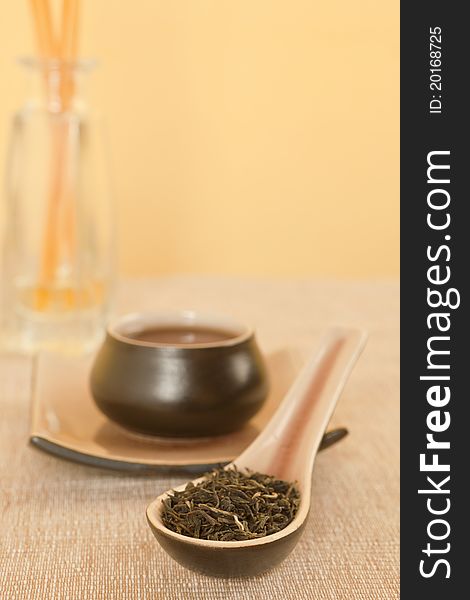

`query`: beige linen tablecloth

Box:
[0,277,399,599]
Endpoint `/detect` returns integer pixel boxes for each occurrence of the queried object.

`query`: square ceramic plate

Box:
[30,349,300,472]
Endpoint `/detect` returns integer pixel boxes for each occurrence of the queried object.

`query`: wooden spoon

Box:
[146,328,367,577]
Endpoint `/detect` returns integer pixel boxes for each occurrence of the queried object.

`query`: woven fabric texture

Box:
[0,277,399,599]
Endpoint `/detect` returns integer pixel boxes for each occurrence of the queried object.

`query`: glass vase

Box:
[0,58,115,354]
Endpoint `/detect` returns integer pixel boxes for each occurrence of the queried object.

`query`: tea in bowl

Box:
[89,311,269,437]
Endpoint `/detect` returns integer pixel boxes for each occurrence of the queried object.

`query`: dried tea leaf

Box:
[161,467,300,541]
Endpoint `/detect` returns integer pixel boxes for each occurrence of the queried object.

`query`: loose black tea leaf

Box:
[161,467,300,541]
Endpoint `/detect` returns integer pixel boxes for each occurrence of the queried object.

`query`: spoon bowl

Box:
[146,328,367,577]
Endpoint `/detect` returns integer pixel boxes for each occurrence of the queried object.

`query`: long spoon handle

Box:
[234,328,367,481]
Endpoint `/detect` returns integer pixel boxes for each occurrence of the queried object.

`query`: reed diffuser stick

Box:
[29,0,81,309]
[57,0,80,305]
[60,0,80,60]
[59,0,80,107]
[29,0,56,58]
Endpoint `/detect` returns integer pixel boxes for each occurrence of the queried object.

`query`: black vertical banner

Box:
[401,2,468,598]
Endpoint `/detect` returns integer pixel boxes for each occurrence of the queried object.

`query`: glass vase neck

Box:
[19,57,96,114]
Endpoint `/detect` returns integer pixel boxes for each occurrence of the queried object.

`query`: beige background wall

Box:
[0,1,399,278]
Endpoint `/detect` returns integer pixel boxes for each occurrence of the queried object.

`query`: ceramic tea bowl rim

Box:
[146,474,307,549]
[108,310,254,349]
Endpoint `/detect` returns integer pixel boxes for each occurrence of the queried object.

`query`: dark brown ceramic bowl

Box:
[90,311,269,437]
